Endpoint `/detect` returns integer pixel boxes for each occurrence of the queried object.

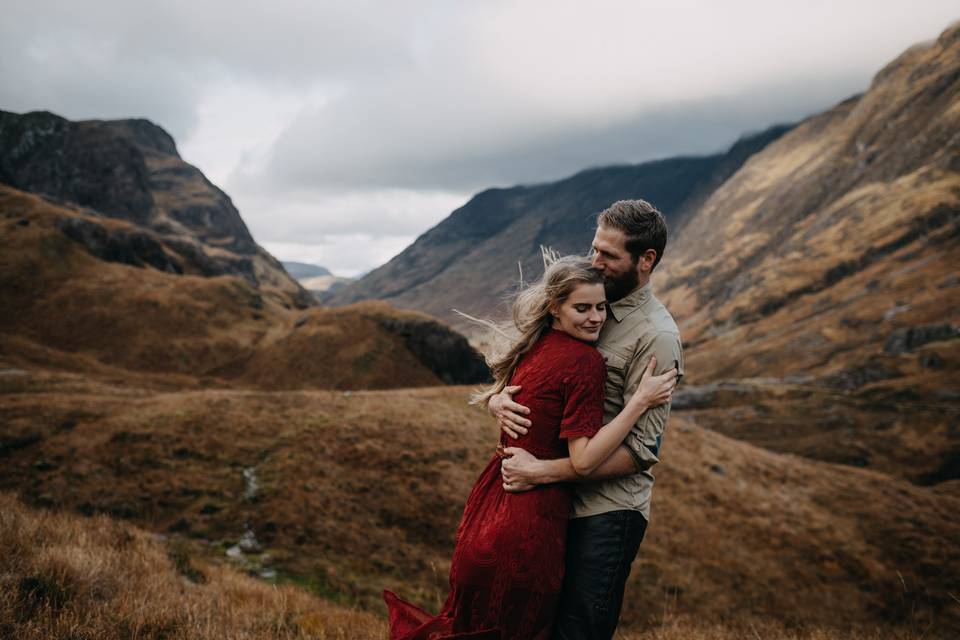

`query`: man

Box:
[488,199,683,640]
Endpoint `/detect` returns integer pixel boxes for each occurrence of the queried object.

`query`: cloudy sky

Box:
[2,1,957,276]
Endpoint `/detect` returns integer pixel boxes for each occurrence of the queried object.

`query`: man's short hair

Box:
[596,199,668,269]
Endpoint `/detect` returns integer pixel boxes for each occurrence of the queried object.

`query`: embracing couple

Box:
[384,199,684,639]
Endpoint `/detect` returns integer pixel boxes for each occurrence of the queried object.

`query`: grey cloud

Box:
[0,0,454,140]
[252,71,868,193]
[232,187,469,243]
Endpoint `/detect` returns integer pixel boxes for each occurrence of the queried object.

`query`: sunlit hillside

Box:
[656,22,960,482]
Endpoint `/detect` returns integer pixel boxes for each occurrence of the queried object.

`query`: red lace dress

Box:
[384,328,606,639]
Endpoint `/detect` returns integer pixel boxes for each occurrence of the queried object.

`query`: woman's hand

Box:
[629,355,677,411]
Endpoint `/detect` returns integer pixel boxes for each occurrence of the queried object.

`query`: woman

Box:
[384,256,677,639]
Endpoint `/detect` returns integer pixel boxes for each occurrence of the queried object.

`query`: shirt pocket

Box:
[602,350,629,403]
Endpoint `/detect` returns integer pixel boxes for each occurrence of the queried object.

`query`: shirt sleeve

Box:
[621,330,684,471]
[558,350,606,440]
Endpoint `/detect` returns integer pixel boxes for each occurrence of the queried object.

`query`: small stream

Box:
[224,465,275,581]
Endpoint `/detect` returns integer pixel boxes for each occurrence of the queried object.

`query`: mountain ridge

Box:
[324,124,792,323]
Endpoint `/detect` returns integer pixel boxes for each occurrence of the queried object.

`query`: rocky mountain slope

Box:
[324,125,791,325]
[0,110,311,309]
[659,22,960,481]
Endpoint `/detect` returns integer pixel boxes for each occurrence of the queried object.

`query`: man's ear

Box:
[637,249,657,274]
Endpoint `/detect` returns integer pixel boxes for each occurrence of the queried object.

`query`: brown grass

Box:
[0,492,384,639]
[1,369,957,637]
[0,491,948,640]
[0,185,443,390]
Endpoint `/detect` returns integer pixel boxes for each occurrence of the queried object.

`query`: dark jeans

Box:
[553,510,648,640]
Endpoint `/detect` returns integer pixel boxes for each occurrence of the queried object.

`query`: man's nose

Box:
[590,253,602,268]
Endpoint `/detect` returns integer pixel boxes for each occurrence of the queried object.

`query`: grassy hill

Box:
[2,368,957,636]
[0,491,383,639]
[0,184,486,389]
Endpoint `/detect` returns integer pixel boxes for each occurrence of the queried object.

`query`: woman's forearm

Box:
[532,447,638,484]
[569,400,648,476]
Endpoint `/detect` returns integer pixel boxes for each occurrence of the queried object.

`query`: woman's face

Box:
[551,282,607,342]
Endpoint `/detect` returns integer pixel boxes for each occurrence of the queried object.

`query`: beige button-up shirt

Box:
[571,281,684,521]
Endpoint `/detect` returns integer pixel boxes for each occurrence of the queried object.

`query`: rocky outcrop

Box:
[885,323,960,354]
[351,302,490,384]
[54,216,183,274]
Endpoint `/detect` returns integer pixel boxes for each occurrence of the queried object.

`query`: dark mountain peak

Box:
[0,109,310,308]
[0,109,67,128]
[114,117,179,157]
[0,109,257,253]
[282,261,332,279]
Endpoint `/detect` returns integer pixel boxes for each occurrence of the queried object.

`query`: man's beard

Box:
[603,268,639,303]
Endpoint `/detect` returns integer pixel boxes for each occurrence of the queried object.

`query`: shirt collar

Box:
[607,281,652,322]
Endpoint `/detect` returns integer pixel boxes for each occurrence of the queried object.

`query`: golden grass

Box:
[0,491,385,639]
[1,491,948,640]
[0,185,445,390]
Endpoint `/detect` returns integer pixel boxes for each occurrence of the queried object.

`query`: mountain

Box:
[323,125,791,326]
[281,260,354,296]
[0,109,311,309]
[0,112,488,389]
[282,261,332,279]
[657,22,960,482]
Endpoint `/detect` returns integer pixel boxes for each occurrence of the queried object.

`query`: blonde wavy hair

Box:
[466,250,604,405]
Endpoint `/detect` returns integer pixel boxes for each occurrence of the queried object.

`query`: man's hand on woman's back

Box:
[488,385,532,439]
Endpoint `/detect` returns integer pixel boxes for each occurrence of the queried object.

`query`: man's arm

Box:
[501,445,637,492]
[620,331,683,472]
